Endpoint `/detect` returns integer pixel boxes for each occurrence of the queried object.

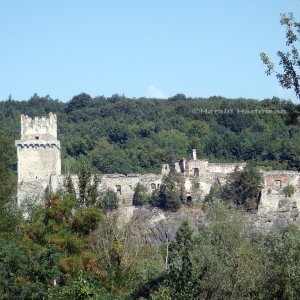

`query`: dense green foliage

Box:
[145,203,300,300]
[1,93,300,178]
[150,172,185,211]
[0,193,161,299]
[133,183,150,206]
[1,185,300,298]
[100,188,119,211]
[0,128,16,204]
[222,164,263,211]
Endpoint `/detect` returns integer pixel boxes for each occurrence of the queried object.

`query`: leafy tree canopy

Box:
[261,12,300,99]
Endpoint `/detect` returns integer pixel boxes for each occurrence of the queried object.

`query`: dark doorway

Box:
[187,196,192,202]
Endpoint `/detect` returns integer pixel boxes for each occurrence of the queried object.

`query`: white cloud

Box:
[145,85,166,99]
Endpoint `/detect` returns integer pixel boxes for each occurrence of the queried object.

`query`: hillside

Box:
[1,93,299,176]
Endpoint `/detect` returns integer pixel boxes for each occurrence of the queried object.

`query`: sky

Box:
[0,0,299,102]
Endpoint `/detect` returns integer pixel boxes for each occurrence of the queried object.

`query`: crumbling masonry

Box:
[16,113,300,217]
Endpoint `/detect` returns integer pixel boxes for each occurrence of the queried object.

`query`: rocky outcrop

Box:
[253,197,300,232]
[117,196,300,248]
[118,205,205,248]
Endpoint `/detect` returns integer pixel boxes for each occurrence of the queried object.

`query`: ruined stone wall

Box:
[207,162,245,174]
[49,173,163,207]
[100,174,162,206]
[100,174,140,206]
[23,162,300,219]
[181,159,246,201]
[17,179,50,208]
[259,171,300,214]
[180,159,300,212]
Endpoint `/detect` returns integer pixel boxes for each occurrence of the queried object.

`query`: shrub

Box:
[283,184,296,198]
[72,208,102,235]
[101,189,118,211]
[150,172,185,211]
[133,183,150,206]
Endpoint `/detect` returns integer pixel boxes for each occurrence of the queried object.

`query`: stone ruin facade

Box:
[15,113,300,224]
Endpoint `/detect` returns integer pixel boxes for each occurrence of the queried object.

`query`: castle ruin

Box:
[15,113,300,220]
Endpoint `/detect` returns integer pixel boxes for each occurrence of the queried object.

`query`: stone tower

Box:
[15,112,61,207]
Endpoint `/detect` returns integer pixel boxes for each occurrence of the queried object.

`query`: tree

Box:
[133,183,150,206]
[167,220,194,299]
[261,13,300,99]
[65,93,92,113]
[78,157,92,206]
[264,226,300,299]
[168,93,187,101]
[101,188,118,211]
[107,123,131,144]
[222,164,263,211]
[90,138,133,174]
[191,203,265,299]
[77,157,101,207]
[0,193,103,299]
[150,172,185,211]
[48,271,100,300]
[0,129,16,205]
[204,181,222,203]
[64,173,76,198]
[155,130,189,161]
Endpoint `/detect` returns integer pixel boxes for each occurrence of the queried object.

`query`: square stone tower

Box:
[15,112,61,207]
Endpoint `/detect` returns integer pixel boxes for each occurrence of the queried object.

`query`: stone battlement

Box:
[21,112,57,141]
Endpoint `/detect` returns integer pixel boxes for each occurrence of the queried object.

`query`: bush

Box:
[283,184,296,198]
[101,189,118,211]
[133,183,150,206]
[221,164,263,211]
[150,172,185,211]
[72,208,102,235]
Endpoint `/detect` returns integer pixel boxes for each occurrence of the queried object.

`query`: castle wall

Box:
[207,162,245,174]
[259,171,300,214]
[100,174,141,206]
[41,153,300,213]
[98,173,163,207]
[17,179,50,207]
[181,158,246,201]
[49,173,163,207]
